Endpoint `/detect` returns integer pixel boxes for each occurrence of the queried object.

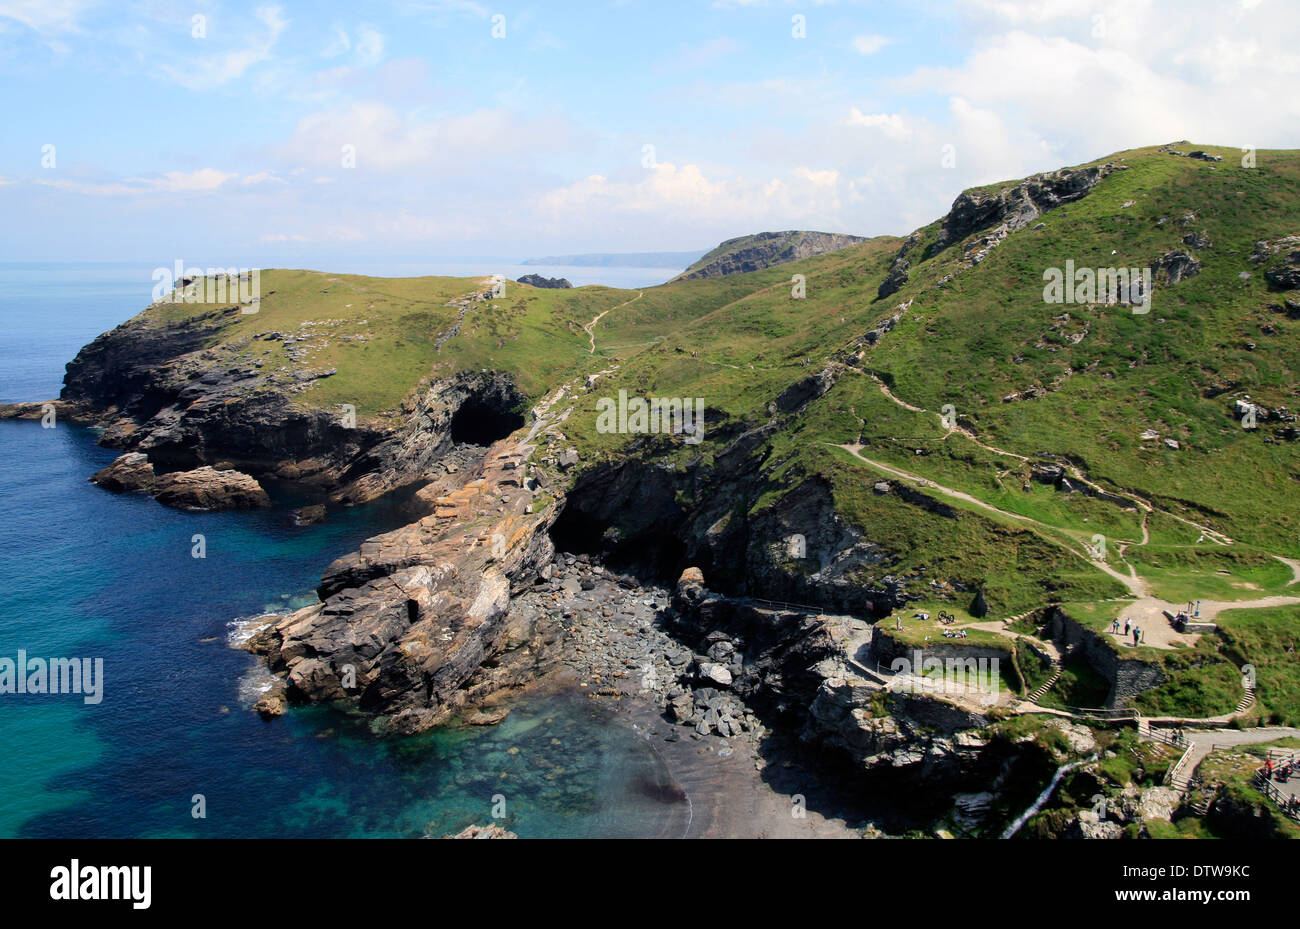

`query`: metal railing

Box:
[1145,726,1192,748]
[1063,705,1139,721]
[1164,743,1195,788]
[744,596,833,615]
[1252,771,1300,822]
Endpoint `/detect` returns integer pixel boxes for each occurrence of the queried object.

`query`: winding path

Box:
[854,368,1236,557]
[833,442,1148,598]
[583,290,642,354]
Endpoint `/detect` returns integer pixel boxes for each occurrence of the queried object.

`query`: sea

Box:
[0,260,691,838]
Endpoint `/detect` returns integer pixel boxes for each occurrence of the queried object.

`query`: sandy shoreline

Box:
[612,695,865,839]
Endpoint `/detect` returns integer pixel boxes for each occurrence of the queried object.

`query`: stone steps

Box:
[1235,681,1256,715]
[1027,661,1062,703]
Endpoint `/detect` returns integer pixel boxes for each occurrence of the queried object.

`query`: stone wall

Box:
[1048,607,1167,708]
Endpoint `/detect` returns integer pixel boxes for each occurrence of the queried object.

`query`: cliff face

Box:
[246,428,565,733]
[675,230,870,280]
[47,302,525,506]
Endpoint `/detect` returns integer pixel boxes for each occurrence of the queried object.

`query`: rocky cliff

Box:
[675,230,870,281]
[244,426,565,732]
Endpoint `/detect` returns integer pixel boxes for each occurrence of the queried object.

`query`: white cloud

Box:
[240,171,283,186]
[843,108,913,142]
[538,161,847,236]
[851,34,891,55]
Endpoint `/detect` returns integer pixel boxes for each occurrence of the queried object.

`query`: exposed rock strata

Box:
[91,452,270,510]
[244,430,564,733]
[22,283,523,507]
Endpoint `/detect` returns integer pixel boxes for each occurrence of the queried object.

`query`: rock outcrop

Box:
[91,452,270,510]
[151,466,271,510]
[1252,235,1300,290]
[516,274,572,289]
[243,429,564,733]
[676,230,869,281]
[924,163,1117,262]
[1154,248,1201,284]
[445,824,517,838]
[36,297,526,507]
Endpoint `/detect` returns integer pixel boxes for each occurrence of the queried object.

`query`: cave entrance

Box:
[548,504,690,584]
[449,396,525,446]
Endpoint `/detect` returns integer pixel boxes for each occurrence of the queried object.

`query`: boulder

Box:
[677,566,706,603]
[516,274,572,289]
[1155,249,1200,284]
[699,662,733,687]
[91,452,157,493]
[151,466,271,510]
[1138,786,1180,822]
[294,504,327,525]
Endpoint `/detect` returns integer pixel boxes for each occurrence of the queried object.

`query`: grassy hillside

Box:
[132,143,1300,713]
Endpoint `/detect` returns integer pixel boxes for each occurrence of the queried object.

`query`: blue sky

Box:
[1,0,1296,265]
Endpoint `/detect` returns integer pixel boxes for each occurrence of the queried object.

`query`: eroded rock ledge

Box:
[243,428,564,733]
[92,452,270,510]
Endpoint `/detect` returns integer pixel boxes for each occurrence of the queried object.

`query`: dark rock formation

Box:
[293,504,327,525]
[1250,236,1300,291]
[1155,249,1201,284]
[44,301,525,506]
[91,452,269,510]
[677,230,869,281]
[876,235,916,300]
[516,274,572,289]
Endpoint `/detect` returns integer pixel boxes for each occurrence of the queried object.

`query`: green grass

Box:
[1216,604,1300,725]
[1125,546,1296,602]
[133,145,1300,711]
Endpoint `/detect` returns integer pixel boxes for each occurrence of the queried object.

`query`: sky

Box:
[0,0,1297,266]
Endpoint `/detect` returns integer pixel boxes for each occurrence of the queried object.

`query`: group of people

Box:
[942,628,969,639]
[1111,616,1143,645]
[1260,757,1297,783]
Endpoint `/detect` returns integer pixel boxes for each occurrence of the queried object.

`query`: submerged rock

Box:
[294,503,327,525]
[445,824,518,839]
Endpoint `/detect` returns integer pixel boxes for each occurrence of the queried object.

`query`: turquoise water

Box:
[0,264,686,838]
